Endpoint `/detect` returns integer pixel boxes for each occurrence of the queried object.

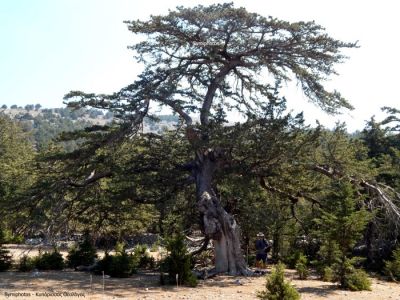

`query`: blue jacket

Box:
[255,239,270,255]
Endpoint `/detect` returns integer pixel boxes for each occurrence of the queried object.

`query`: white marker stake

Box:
[176,273,179,288]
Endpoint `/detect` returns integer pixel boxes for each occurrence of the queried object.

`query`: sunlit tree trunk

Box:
[194,149,249,275]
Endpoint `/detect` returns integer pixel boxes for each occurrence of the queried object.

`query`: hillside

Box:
[0,106,178,151]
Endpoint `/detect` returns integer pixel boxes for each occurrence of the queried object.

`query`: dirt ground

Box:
[1,268,400,300]
[1,245,400,300]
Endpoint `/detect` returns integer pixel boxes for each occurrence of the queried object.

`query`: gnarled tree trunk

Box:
[194,149,249,275]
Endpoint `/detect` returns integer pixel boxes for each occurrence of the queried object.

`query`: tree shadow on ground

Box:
[296,284,338,297]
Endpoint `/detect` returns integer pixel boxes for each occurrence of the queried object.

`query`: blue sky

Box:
[1,0,399,131]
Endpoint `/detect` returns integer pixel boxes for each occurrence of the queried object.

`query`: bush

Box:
[18,255,36,272]
[94,253,113,275]
[247,254,256,267]
[331,256,370,290]
[257,263,300,300]
[67,235,98,268]
[0,246,12,271]
[343,269,371,291]
[311,181,371,290]
[97,253,137,278]
[322,266,334,282]
[150,239,161,252]
[384,247,400,281]
[2,229,24,244]
[160,232,197,287]
[285,250,303,269]
[295,253,309,280]
[0,228,12,271]
[133,245,155,269]
[94,243,138,278]
[35,250,64,270]
[314,241,341,270]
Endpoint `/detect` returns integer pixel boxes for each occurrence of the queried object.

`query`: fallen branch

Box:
[311,164,400,228]
[188,237,210,256]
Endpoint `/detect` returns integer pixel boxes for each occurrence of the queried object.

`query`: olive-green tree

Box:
[0,115,36,237]
[313,180,371,290]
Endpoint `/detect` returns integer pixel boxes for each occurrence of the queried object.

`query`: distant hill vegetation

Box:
[0,105,178,151]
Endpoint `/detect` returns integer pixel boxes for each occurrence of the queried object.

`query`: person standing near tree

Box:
[255,232,271,268]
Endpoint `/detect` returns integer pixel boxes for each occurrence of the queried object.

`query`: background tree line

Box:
[1,103,399,273]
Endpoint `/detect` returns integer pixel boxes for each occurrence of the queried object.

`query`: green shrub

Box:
[67,235,98,268]
[314,241,341,270]
[295,253,309,280]
[247,254,256,267]
[0,246,12,271]
[384,247,400,281]
[95,253,134,278]
[18,255,36,272]
[94,243,138,278]
[133,245,155,269]
[285,250,303,269]
[35,250,64,270]
[67,247,80,268]
[184,272,198,287]
[150,239,161,252]
[160,232,197,287]
[310,241,340,278]
[257,263,300,300]
[94,253,113,275]
[322,266,334,282]
[0,228,12,271]
[108,252,137,278]
[343,269,371,291]
[2,229,24,244]
[312,182,371,290]
[331,256,370,290]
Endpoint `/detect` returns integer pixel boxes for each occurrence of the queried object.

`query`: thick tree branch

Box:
[259,177,321,206]
[200,60,241,126]
[67,170,113,188]
[161,99,193,126]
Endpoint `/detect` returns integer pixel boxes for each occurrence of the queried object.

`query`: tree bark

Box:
[194,149,249,275]
[272,230,281,262]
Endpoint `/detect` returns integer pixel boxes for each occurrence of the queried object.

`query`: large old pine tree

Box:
[64,3,357,275]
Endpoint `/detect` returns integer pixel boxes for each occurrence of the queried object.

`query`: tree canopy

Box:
[66,3,356,131]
